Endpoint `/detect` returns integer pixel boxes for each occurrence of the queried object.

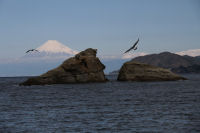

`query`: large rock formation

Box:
[20,48,107,85]
[117,61,186,81]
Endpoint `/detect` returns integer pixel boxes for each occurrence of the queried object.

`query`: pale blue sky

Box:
[0,0,199,58]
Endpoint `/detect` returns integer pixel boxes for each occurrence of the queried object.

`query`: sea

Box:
[0,74,200,133]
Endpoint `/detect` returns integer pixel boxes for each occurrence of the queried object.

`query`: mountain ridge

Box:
[132,51,200,69]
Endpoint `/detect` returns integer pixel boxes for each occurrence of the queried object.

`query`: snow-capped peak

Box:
[36,40,78,55]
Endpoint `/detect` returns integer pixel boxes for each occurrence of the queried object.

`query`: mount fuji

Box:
[0,40,79,77]
[37,40,78,54]
[24,40,79,59]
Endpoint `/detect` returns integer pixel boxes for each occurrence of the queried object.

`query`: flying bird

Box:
[124,38,139,54]
[26,49,39,53]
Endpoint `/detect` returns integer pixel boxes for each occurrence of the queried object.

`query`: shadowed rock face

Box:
[20,48,107,85]
[117,61,186,81]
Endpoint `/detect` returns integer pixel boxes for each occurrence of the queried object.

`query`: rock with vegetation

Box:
[117,61,186,81]
[20,48,107,85]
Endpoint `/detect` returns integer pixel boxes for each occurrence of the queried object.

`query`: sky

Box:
[0,0,200,58]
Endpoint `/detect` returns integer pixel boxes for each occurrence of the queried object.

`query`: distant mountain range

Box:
[131,52,200,73]
[132,52,199,68]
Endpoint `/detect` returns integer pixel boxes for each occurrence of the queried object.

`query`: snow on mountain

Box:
[23,40,79,60]
[176,49,200,57]
[36,40,78,54]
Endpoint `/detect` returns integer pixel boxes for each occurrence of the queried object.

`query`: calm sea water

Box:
[0,75,200,133]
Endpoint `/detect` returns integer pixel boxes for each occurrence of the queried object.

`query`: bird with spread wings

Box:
[124,38,139,54]
[26,49,39,53]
